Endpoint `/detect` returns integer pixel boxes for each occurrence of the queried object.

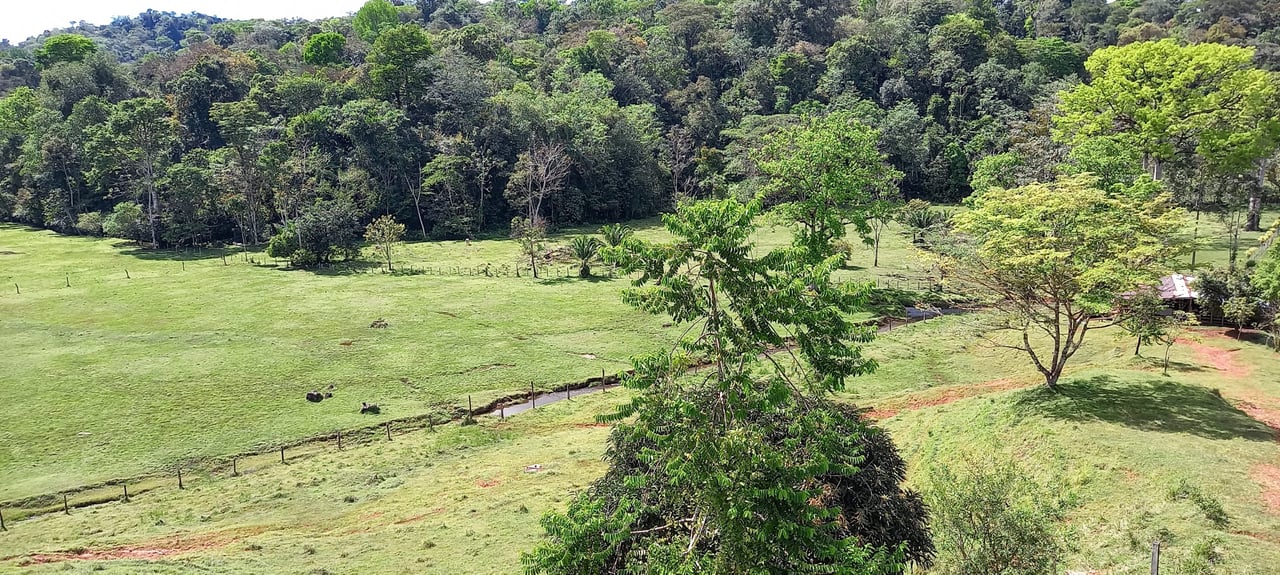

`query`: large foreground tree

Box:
[523,195,932,573]
[948,174,1187,389]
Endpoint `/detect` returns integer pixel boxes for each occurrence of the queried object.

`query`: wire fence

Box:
[0,372,625,528]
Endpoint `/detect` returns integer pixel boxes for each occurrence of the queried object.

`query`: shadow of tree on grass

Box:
[536,275,616,286]
[1014,375,1275,442]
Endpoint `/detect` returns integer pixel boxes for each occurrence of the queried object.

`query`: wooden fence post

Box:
[13,283,18,295]
[232,457,238,476]
[567,385,571,400]
[0,507,5,531]
[280,446,286,463]
[125,269,130,279]
[500,404,505,419]
[1151,540,1160,575]
[337,429,342,450]
[467,395,474,423]
[177,468,184,489]
[386,421,392,440]
[531,382,536,408]
[122,484,129,502]
[65,274,70,287]
[63,494,69,514]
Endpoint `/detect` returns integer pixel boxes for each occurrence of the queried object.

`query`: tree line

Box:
[4,0,1279,257]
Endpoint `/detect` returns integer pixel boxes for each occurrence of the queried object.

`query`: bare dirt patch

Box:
[1236,400,1280,436]
[17,527,266,564]
[476,478,502,488]
[1179,334,1253,379]
[1249,464,1280,515]
[865,379,1032,420]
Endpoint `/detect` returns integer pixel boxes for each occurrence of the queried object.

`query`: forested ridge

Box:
[1,0,1278,251]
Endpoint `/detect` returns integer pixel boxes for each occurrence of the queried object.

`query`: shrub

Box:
[75,211,105,235]
[266,225,299,260]
[924,456,1065,575]
[101,202,145,242]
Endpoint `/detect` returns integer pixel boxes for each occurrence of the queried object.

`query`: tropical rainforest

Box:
[2,0,1278,252]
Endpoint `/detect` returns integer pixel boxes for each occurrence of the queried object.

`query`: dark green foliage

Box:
[291,199,363,267]
[3,0,1279,248]
[568,235,601,277]
[525,186,932,571]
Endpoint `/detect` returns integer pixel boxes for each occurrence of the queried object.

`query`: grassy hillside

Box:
[2,317,1278,573]
[0,217,935,502]
[3,211,1278,573]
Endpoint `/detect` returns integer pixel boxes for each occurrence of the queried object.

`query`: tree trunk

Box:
[1190,206,1202,270]
[385,245,393,272]
[873,229,880,267]
[1135,339,1142,357]
[1163,344,1172,375]
[530,254,538,279]
[412,188,427,239]
[1247,160,1266,232]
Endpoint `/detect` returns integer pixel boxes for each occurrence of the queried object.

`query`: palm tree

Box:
[599,223,633,247]
[570,235,603,278]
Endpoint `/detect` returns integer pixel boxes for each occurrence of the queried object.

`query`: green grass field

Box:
[2,315,1278,573]
[0,216,936,503]
[3,209,1279,573]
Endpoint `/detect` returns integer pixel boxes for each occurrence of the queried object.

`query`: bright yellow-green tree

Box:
[949,174,1188,389]
[364,214,405,272]
[1056,39,1279,182]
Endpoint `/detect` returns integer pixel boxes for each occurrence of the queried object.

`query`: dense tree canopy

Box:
[0,0,1278,248]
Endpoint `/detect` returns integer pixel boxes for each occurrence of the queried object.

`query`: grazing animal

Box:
[306,391,324,402]
[360,402,381,414]
[324,392,333,399]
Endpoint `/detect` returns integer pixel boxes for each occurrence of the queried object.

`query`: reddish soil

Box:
[476,478,502,488]
[393,507,446,525]
[17,527,265,565]
[865,379,1032,420]
[1237,400,1280,436]
[1249,464,1280,515]
[1178,333,1253,379]
[1233,529,1280,544]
